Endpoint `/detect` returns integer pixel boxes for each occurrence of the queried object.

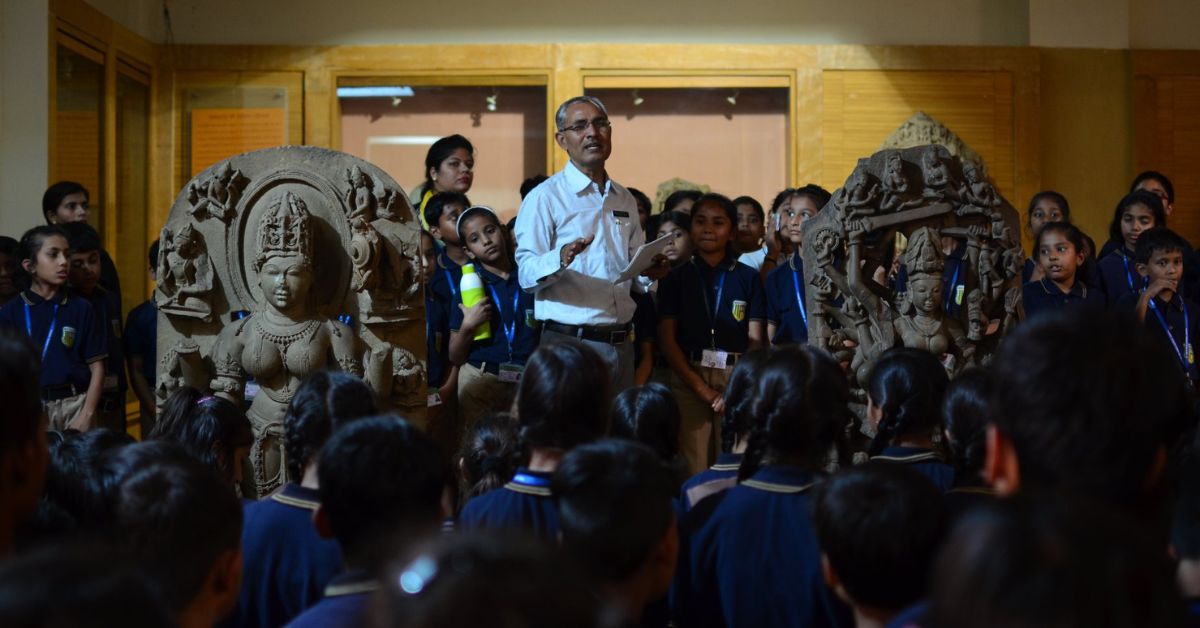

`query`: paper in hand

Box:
[616,234,673,284]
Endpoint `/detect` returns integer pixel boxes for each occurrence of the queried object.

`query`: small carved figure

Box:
[956,160,1002,219]
[879,152,918,212]
[841,164,881,220]
[187,162,246,223]
[156,224,215,322]
[920,148,955,200]
[345,166,377,224]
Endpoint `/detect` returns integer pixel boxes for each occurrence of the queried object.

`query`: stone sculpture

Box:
[156,223,216,321]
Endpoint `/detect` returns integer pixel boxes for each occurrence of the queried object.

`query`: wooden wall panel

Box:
[1134,51,1200,246]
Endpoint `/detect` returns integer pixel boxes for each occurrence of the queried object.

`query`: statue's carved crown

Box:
[255,191,313,270]
[904,227,944,277]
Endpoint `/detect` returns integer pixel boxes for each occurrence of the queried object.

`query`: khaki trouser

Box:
[45,392,87,431]
[457,362,518,433]
[670,363,733,475]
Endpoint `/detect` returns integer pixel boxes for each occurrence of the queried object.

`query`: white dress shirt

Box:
[514,160,644,326]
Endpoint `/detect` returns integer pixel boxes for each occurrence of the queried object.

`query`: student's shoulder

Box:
[732,260,761,281]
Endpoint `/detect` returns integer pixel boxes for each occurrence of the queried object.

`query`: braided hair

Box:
[941,367,993,479]
[457,414,520,504]
[866,348,949,457]
[282,371,379,481]
[737,346,850,481]
[719,349,771,453]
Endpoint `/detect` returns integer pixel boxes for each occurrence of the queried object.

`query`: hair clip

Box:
[196,395,216,406]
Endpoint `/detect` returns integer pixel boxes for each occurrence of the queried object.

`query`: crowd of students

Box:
[2,146,1200,627]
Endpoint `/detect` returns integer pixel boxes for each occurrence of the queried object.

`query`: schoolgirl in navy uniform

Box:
[658,193,766,475]
[457,340,609,541]
[940,368,996,518]
[866,348,956,492]
[449,206,539,428]
[1098,190,1166,305]
[1023,191,1069,284]
[673,345,852,628]
[1022,222,1103,318]
[765,184,831,346]
[0,226,105,431]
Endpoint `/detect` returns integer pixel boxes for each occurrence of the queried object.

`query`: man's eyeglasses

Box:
[558,118,612,134]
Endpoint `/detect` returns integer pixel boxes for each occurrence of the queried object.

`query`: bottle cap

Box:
[462,263,476,274]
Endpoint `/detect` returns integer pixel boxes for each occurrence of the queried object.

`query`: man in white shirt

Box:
[515,96,666,392]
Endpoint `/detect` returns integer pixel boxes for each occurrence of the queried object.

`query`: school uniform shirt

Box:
[737,245,768,271]
[658,254,766,358]
[679,452,742,512]
[765,252,810,345]
[1098,248,1140,305]
[229,483,344,628]
[456,468,559,541]
[1129,293,1200,384]
[943,240,968,318]
[944,478,996,522]
[1022,278,1101,320]
[0,289,106,390]
[871,446,956,492]
[673,465,851,628]
[449,265,537,367]
[82,286,126,395]
[632,290,657,364]
[99,249,122,315]
[283,569,377,628]
[124,299,157,387]
[426,252,463,388]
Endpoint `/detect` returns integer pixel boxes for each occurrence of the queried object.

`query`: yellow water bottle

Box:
[459,263,493,342]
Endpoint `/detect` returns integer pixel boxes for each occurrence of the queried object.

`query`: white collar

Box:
[564,160,611,195]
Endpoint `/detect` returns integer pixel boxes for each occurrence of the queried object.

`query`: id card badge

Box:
[1188,343,1195,365]
[498,362,525,384]
[427,388,443,407]
[954,284,965,305]
[103,374,119,390]
[700,349,728,369]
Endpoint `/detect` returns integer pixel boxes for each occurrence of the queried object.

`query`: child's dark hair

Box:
[610,383,681,464]
[732,195,764,221]
[16,225,68,286]
[552,439,677,584]
[147,239,160,270]
[1133,227,1190,266]
[1130,170,1174,204]
[656,209,692,235]
[457,413,520,503]
[317,415,447,567]
[423,191,471,232]
[520,174,548,200]
[1026,190,1071,224]
[692,192,738,226]
[0,328,42,458]
[866,348,949,457]
[150,386,253,485]
[421,135,474,196]
[813,463,948,613]
[1108,189,1167,246]
[1035,221,1085,258]
[941,367,993,479]
[42,181,88,223]
[108,443,243,615]
[720,349,770,453]
[664,189,703,214]
[629,187,653,218]
[0,235,18,259]
[516,340,611,451]
[739,345,850,480]
[928,494,1182,628]
[455,205,503,243]
[44,428,134,528]
[282,370,379,481]
[771,184,832,214]
[59,221,102,254]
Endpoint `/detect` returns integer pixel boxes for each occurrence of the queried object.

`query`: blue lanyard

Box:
[512,472,550,487]
[25,301,60,361]
[945,263,962,312]
[487,283,520,360]
[1119,251,1138,293]
[698,266,728,349]
[790,269,809,329]
[1149,299,1192,370]
[444,269,457,297]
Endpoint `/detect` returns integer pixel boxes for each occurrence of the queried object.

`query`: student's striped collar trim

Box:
[271,492,320,510]
[741,479,813,494]
[710,462,740,471]
[871,452,943,464]
[324,580,381,598]
[947,486,995,496]
[503,481,552,497]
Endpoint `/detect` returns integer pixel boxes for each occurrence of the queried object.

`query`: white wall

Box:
[0,0,49,239]
[1029,0,1129,48]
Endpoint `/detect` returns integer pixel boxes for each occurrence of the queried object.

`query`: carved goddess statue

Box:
[210,191,360,496]
[157,223,215,321]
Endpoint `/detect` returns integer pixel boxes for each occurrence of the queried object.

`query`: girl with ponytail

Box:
[673,345,853,628]
[866,348,955,491]
[940,367,996,515]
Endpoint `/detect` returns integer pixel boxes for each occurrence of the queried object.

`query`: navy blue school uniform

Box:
[942,240,968,318]
[1129,293,1200,385]
[81,287,126,403]
[456,468,559,541]
[673,465,852,628]
[1098,248,1140,305]
[679,452,742,512]
[871,446,956,492]
[885,600,929,628]
[765,252,809,344]
[658,254,765,358]
[124,298,157,387]
[0,288,106,392]
[284,569,377,628]
[632,289,657,364]
[449,264,538,368]
[426,252,463,388]
[98,249,122,314]
[229,483,343,628]
[1022,278,1101,320]
[943,481,996,522]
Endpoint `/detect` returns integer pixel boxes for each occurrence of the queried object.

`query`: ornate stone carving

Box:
[156,223,216,322]
[187,162,247,223]
[879,111,984,167]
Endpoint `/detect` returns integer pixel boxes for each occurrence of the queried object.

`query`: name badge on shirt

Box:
[731,300,747,322]
[701,349,728,370]
[525,309,537,329]
[499,363,525,384]
[954,285,965,306]
[612,210,630,218]
[1189,343,1195,365]
[427,388,443,407]
[61,326,76,348]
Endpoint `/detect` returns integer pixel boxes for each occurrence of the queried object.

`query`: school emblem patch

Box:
[731,300,747,322]
[61,326,76,348]
[525,309,537,329]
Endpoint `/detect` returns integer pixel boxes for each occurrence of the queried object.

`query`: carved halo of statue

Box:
[156,223,216,322]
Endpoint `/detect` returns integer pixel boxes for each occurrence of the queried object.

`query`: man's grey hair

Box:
[555,96,609,131]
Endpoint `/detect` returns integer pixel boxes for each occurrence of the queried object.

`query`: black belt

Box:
[467,360,501,375]
[42,383,80,402]
[542,321,632,345]
[688,350,742,366]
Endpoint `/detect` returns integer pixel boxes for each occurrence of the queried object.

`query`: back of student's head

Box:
[457,413,520,503]
[928,494,1181,628]
[720,349,770,453]
[1109,189,1168,245]
[283,370,379,480]
[109,443,243,616]
[739,345,849,480]
[990,307,1187,509]
[866,348,949,457]
[941,367,993,480]
[43,428,134,529]
[318,415,446,566]
[0,542,173,628]
[1134,226,1190,266]
[813,463,947,614]
[150,386,253,485]
[610,383,681,464]
[59,220,102,254]
[517,340,610,451]
[553,439,677,585]
[0,327,43,458]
